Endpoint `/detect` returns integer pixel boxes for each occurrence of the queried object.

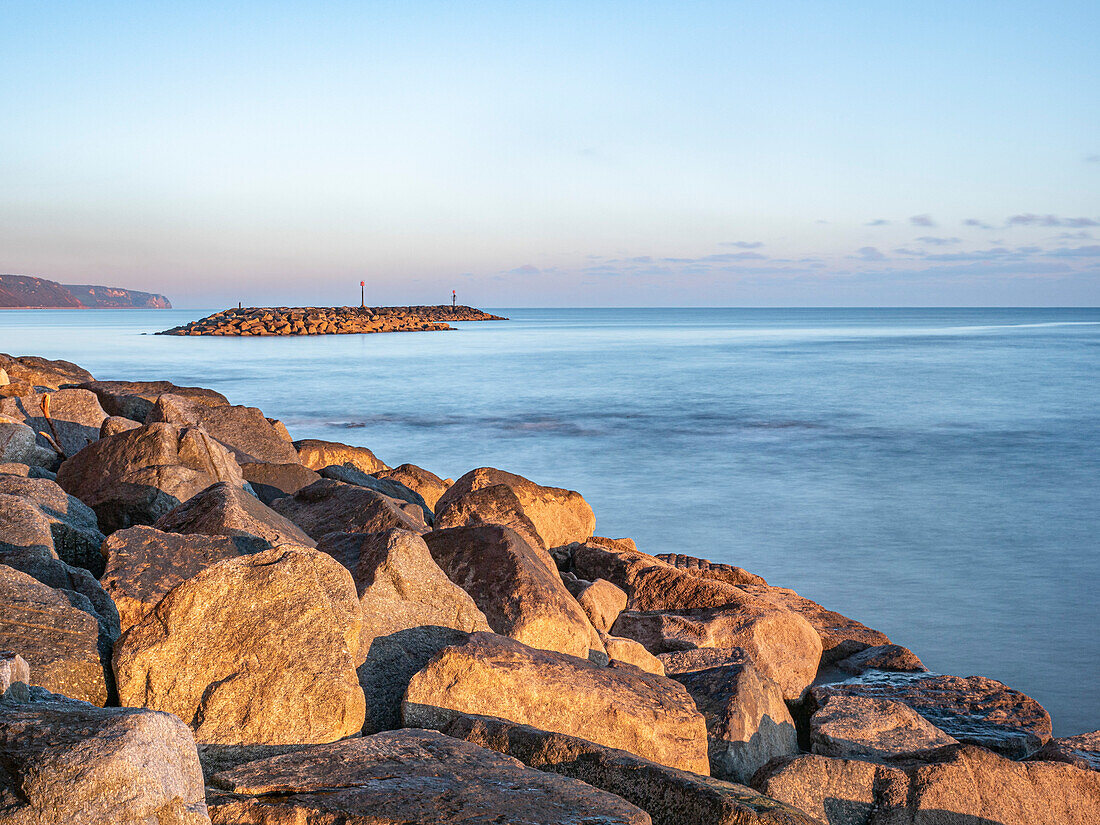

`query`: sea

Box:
[1,306,1097,736]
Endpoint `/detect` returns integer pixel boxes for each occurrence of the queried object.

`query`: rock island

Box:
[157,305,507,336]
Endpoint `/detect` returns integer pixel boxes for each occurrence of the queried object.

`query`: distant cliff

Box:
[0,274,171,308]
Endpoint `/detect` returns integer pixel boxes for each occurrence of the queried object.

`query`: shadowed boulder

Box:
[147,394,300,465]
[100,414,142,438]
[835,643,926,675]
[0,419,37,465]
[294,437,388,474]
[156,481,315,551]
[0,388,108,457]
[434,482,548,557]
[374,463,449,510]
[271,478,428,540]
[1034,730,1100,771]
[320,462,433,523]
[0,473,105,574]
[239,461,320,505]
[601,631,666,674]
[75,379,228,422]
[562,573,628,632]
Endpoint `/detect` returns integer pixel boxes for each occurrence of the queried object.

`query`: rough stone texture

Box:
[100,526,253,633]
[240,460,320,504]
[294,437,388,474]
[660,648,798,784]
[315,528,491,732]
[657,552,768,586]
[0,352,93,389]
[0,473,106,574]
[0,691,210,825]
[0,388,108,457]
[1033,730,1100,771]
[425,525,604,660]
[0,652,31,701]
[374,462,449,509]
[436,466,595,549]
[114,546,366,745]
[835,643,926,675]
[271,478,428,540]
[810,671,1052,759]
[56,422,245,533]
[434,482,549,555]
[0,563,109,705]
[75,379,229,422]
[0,461,30,475]
[403,631,710,773]
[810,694,959,761]
[100,414,142,437]
[0,419,37,465]
[755,745,1100,825]
[440,713,825,825]
[320,461,433,522]
[563,574,629,632]
[601,632,666,674]
[206,729,649,825]
[147,394,301,465]
[155,481,315,551]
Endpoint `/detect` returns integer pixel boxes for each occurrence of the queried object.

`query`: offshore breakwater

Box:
[156,305,507,336]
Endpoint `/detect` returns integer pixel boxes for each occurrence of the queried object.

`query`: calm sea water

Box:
[2,307,1097,735]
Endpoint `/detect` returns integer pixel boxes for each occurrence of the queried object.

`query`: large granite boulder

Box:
[155,481,315,551]
[0,418,37,465]
[113,546,366,746]
[434,482,548,554]
[809,671,1052,759]
[403,631,710,773]
[425,524,604,660]
[294,437,388,474]
[320,462,433,522]
[0,388,108,457]
[56,422,245,533]
[75,379,229,421]
[810,694,959,761]
[1034,730,1100,771]
[271,478,428,539]
[148,394,301,465]
[601,631,666,674]
[0,689,210,825]
[316,528,490,732]
[0,473,105,574]
[239,461,320,505]
[436,466,595,549]
[100,414,142,437]
[755,745,1100,825]
[562,573,628,632]
[834,643,926,675]
[374,462,449,509]
[660,648,798,784]
[0,353,92,389]
[206,729,651,825]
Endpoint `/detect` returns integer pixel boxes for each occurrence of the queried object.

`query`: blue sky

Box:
[1,1,1097,307]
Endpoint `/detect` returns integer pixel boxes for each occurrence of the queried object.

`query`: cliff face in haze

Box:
[0,274,171,308]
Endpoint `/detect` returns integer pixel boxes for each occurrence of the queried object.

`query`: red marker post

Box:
[360,281,365,308]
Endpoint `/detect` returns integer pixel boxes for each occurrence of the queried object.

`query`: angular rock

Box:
[403,631,710,773]
[207,729,651,825]
[657,552,768,586]
[239,461,320,505]
[316,528,490,732]
[563,573,628,632]
[320,461,433,522]
[100,414,142,437]
[155,480,315,550]
[434,482,548,555]
[0,388,108,457]
[374,462,449,509]
[0,651,30,699]
[114,546,365,745]
[755,745,1100,825]
[810,670,1053,759]
[148,394,300,465]
[0,461,30,475]
[436,467,595,549]
[0,418,37,464]
[440,713,824,825]
[0,473,106,574]
[294,437,388,474]
[271,478,428,540]
[76,379,229,421]
[0,352,93,389]
[425,525,603,660]
[0,691,210,825]
[835,643,926,675]
[1034,730,1100,771]
[602,632,666,674]
[810,694,959,761]
[56,422,245,533]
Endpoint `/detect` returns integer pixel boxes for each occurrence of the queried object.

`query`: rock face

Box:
[835,643,926,675]
[563,574,629,633]
[424,525,603,660]
[602,632,666,674]
[810,671,1052,759]
[239,461,320,504]
[76,380,229,422]
[147,394,301,465]
[0,419,38,465]
[56,422,245,532]
[440,713,824,825]
[1034,730,1100,771]
[294,438,388,474]
[62,283,172,308]
[0,388,108,457]
[113,546,366,746]
[155,481,316,551]
[755,745,1100,825]
[271,478,428,539]
[660,648,798,784]
[315,528,490,732]
[374,463,449,509]
[0,274,85,308]
[100,414,141,437]
[436,466,595,549]
[0,692,208,825]
[810,694,959,760]
[206,729,649,825]
[0,473,106,574]
[403,631,710,774]
[0,352,93,388]
[320,462,433,522]
[158,304,507,336]
[435,481,549,553]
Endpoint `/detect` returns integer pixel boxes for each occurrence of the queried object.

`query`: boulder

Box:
[0,388,108,457]
[0,418,37,464]
[100,526,253,633]
[316,528,490,732]
[240,461,320,504]
[147,394,300,465]
[0,690,210,825]
[113,546,366,746]
[835,643,926,675]
[434,482,548,556]
[155,481,315,550]
[436,467,595,548]
[1034,730,1100,771]
[440,713,824,825]
[563,573,628,632]
[320,461,433,522]
[206,729,651,825]
[100,414,142,438]
[810,671,1052,759]
[424,525,604,660]
[657,552,768,586]
[265,417,293,442]
[810,694,959,761]
[294,437,388,474]
[271,478,428,540]
[601,632,666,674]
[0,473,106,574]
[76,379,229,421]
[403,631,710,773]
[660,648,798,784]
[0,461,30,475]
[56,422,245,533]
[0,563,109,705]
[0,651,30,699]
[0,353,93,389]
[374,462,449,509]
[755,745,1100,825]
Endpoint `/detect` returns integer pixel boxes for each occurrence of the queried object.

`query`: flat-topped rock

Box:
[158,305,507,336]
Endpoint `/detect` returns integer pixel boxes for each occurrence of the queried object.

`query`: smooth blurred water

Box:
[2,306,1097,735]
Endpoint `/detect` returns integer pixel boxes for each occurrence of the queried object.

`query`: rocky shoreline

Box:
[157,305,507,336]
[0,350,1096,824]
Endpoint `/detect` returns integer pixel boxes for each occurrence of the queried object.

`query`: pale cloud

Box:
[963,218,994,229]
[910,214,936,227]
[1006,214,1100,227]
[853,246,886,261]
[719,241,764,249]
[865,219,891,226]
[916,236,962,246]
[1046,245,1100,257]
[506,264,541,275]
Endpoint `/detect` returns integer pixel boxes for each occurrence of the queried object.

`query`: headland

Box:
[156,305,507,336]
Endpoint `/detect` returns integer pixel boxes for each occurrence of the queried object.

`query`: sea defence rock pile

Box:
[157,304,507,336]
[0,351,1097,824]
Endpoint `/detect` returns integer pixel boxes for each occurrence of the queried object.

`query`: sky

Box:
[1,1,1098,307]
